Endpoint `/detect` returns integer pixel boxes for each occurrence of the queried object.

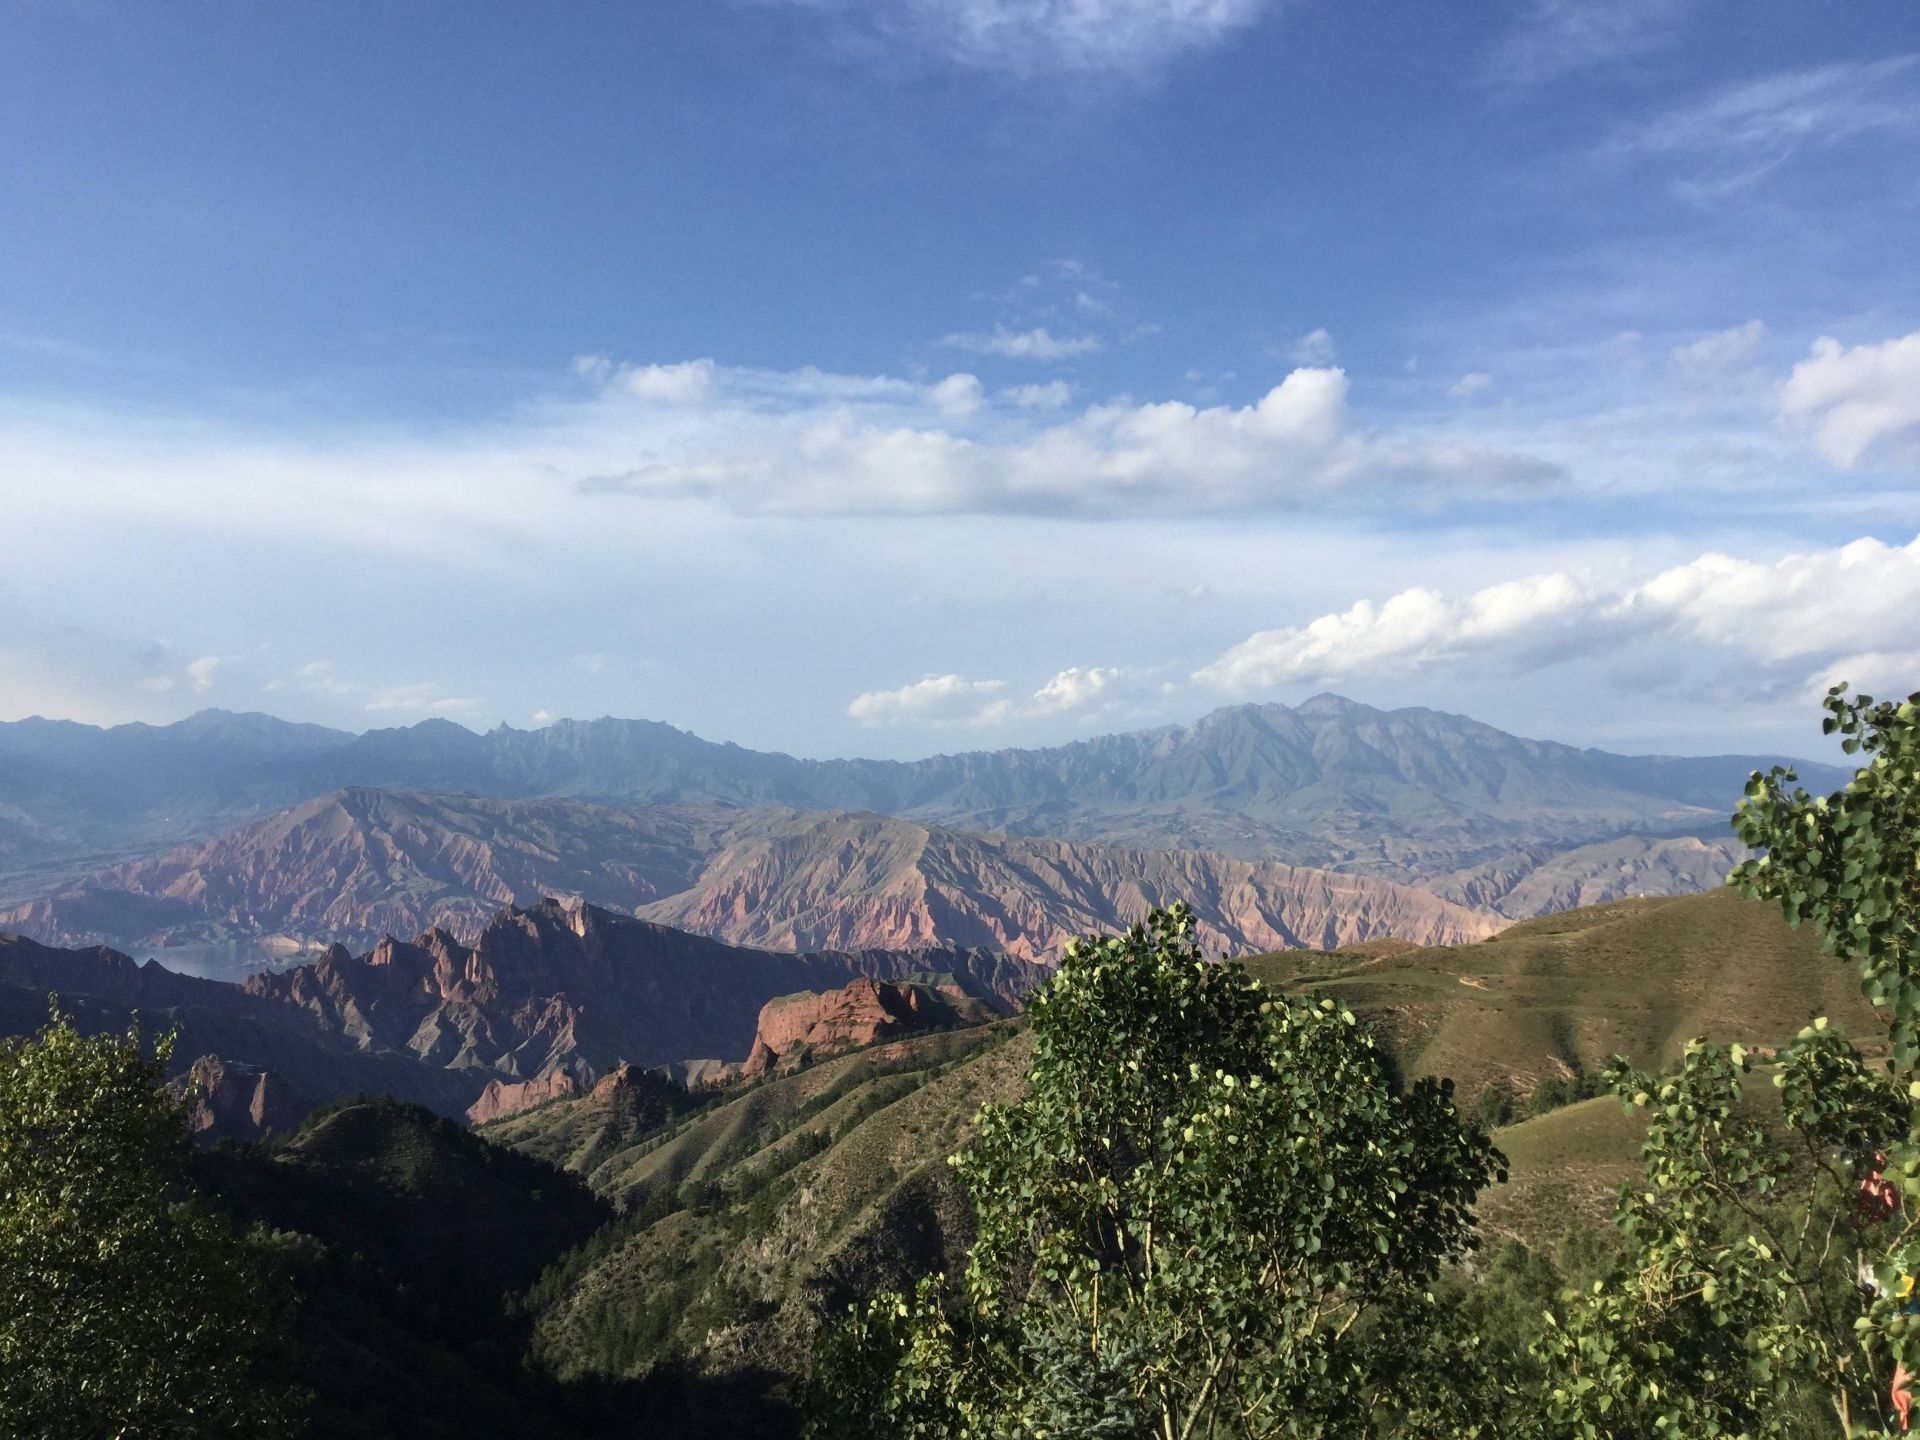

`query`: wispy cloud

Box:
[774,0,1284,76]
[940,325,1104,359]
[1482,0,1696,87]
[847,673,1012,726]
[1280,327,1336,366]
[364,682,480,717]
[1613,56,1920,197]
[849,663,1159,728]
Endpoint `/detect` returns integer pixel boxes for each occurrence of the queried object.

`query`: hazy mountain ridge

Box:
[0,697,1848,908]
[1,789,1502,960]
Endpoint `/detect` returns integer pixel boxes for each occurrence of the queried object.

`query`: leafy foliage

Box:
[1533,684,1920,1437]
[0,1006,305,1438]
[806,904,1504,1439]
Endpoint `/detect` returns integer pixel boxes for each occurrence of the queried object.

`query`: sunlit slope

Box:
[489,887,1880,1418]
[1244,887,1878,1098]
[491,1022,1029,1406]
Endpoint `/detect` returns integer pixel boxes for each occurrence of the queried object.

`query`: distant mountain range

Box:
[0,694,1843,921]
[0,787,1500,961]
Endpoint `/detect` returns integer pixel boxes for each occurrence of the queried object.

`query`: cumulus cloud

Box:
[364,683,480,717]
[1026,665,1159,717]
[847,674,1012,727]
[926,372,984,419]
[778,0,1281,75]
[940,325,1103,360]
[1779,330,1920,467]
[1195,534,1920,702]
[186,656,220,694]
[576,361,1561,517]
[581,356,718,406]
[1447,372,1494,401]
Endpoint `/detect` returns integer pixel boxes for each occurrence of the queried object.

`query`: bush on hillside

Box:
[805,904,1505,1439]
[0,1007,305,1437]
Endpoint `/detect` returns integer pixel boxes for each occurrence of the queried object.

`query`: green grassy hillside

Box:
[472,888,1883,1429]
[1243,886,1878,1102]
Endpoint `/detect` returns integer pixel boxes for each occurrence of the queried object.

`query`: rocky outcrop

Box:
[169,1054,300,1141]
[241,897,1042,1089]
[2,904,1039,1132]
[737,977,993,1079]
[466,1068,589,1125]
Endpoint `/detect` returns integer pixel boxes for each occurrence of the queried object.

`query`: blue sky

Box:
[2,0,1917,758]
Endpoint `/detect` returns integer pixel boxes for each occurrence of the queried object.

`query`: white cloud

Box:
[1027,665,1151,716]
[851,664,1158,728]
[781,0,1281,75]
[1447,372,1494,401]
[1002,380,1073,410]
[1670,320,1766,384]
[1780,330,1920,468]
[941,325,1103,360]
[364,683,480,717]
[1285,328,1337,366]
[926,372,984,419]
[847,674,1012,727]
[1484,0,1696,86]
[295,659,355,697]
[186,655,220,694]
[1616,57,1920,196]
[531,709,556,727]
[581,356,717,406]
[1196,534,1920,702]
[577,362,1561,517]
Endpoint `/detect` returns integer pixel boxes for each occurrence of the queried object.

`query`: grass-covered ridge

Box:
[465,885,1866,1429]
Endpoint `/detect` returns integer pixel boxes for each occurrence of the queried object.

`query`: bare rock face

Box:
[737,976,995,1079]
[637,811,1505,961]
[241,898,1041,1100]
[171,1054,300,1141]
[465,1067,589,1125]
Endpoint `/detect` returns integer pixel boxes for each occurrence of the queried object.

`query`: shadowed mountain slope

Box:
[0,900,1045,1130]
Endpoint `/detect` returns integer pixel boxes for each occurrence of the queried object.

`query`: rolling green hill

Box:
[1241,885,1877,1101]
[470,886,1877,1431]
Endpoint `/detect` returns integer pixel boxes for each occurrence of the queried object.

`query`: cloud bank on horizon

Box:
[0,1,1914,758]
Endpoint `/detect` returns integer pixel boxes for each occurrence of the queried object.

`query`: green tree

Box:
[1534,684,1920,1437]
[806,905,1504,1439]
[0,1007,306,1438]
